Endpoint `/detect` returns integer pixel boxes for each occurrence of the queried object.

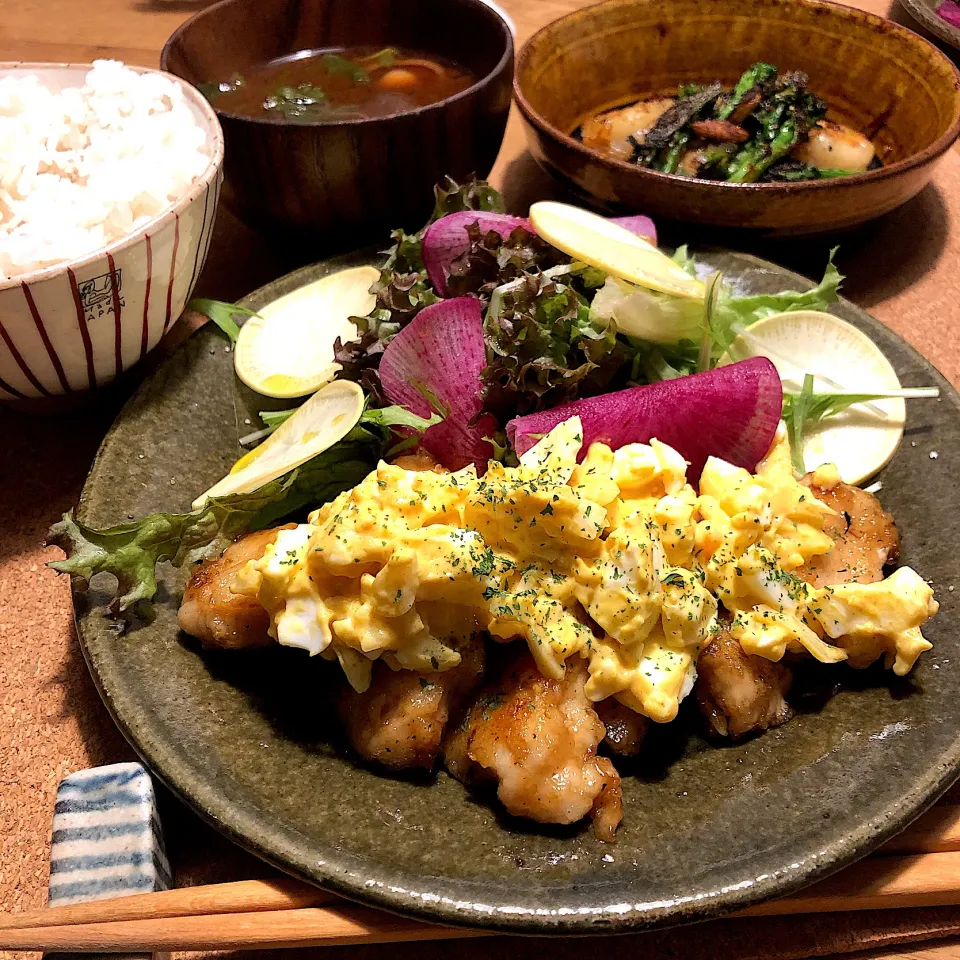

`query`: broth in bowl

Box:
[207,46,475,122]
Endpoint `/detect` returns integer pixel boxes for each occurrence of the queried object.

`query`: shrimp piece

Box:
[696,626,793,739]
[177,526,293,650]
[792,121,875,172]
[581,97,675,161]
[338,637,485,771]
[596,697,649,757]
[444,653,622,840]
[799,480,899,588]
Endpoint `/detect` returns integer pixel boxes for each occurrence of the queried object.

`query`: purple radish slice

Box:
[422,212,531,296]
[507,357,782,481]
[379,297,495,470]
[609,215,657,244]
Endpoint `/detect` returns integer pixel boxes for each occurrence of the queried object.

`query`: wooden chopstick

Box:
[880,805,960,854]
[8,854,960,951]
[0,905,487,952]
[4,806,960,951]
[0,878,333,931]
[739,850,960,917]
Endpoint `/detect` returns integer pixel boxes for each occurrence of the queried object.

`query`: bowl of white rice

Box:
[0,60,223,399]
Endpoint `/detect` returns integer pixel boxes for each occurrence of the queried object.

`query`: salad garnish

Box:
[378,296,496,469]
[723,308,939,480]
[783,375,940,473]
[188,298,260,346]
[230,265,379,399]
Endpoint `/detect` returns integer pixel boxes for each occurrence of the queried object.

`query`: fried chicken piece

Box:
[800,480,900,588]
[596,697,649,757]
[696,482,898,739]
[696,627,793,739]
[338,637,485,771]
[444,654,622,840]
[591,764,623,841]
[178,526,293,650]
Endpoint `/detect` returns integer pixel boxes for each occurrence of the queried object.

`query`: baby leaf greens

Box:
[246,402,439,446]
[359,404,442,435]
[430,175,505,220]
[706,250,843,356]
[482,270,627,418]
[422,212,534,296]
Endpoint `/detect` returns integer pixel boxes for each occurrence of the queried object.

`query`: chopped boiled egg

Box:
[231,416,938,721]
[814,567,938,675]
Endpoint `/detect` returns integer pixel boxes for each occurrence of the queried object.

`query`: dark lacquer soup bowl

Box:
[162,0,513,252]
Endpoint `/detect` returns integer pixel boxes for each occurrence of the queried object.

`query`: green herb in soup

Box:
[207,46,475,122]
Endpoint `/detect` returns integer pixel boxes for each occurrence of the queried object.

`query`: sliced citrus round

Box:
[234,264,379,399]
[721,310,905,484]
[529,201,704,300]
[192,380,365,509]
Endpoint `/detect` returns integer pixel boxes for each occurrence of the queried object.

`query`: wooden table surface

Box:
[4,1,960,959]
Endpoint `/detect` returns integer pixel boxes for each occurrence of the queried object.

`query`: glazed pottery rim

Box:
[71,247,960,935]
[514,0,960,194]
[160,0,514,129]
[0,61,224,295]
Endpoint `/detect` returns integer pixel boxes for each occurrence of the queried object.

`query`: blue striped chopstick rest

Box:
[48,762,171,907]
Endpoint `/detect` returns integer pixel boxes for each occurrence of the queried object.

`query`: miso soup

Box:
[207,46,475,122]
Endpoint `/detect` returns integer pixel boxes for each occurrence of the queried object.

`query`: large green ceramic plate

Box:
[72,249,960,934]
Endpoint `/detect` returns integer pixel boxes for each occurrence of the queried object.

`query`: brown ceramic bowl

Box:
[515,0,960,235]
[162,0,512,252]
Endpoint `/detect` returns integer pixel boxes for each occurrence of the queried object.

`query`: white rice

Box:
[0,60,211,281]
